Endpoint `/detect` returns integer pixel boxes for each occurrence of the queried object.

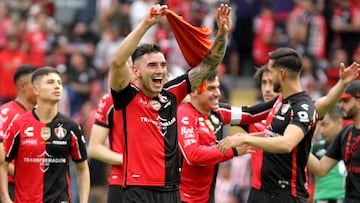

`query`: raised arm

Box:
[110,4,168,92]
[188,4,231,91]
[315,62,360,118]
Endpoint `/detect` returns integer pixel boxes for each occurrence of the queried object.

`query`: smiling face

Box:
[133,52,167,97]
[191,76,221,115]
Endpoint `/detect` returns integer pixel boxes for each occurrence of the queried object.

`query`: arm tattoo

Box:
[189,34,227,91]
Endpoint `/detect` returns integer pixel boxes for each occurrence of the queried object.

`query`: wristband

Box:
[232,147,238,156]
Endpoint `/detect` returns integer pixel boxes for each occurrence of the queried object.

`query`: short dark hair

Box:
[207,71,218,82]
[31,66,60,84]
[326,105,343,121]
[268,47,302,73]
[254,64,269,82]
[131,44,162,63]
[13,64,38,85]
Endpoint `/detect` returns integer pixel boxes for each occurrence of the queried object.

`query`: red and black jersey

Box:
[0,100,28,183]
[326,124,360,200]
[111,74,190,187]
[0,101,27,141]
[94,93,124,186]
[4,110,88,203]
[239,97,283,191]
[254,92,317,199]
[178,100,274,202]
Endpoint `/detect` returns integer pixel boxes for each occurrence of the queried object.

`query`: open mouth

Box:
[152,78,162,86]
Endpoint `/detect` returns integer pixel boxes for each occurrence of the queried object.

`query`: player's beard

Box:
[342,105,357,120]
[273,81,281,93]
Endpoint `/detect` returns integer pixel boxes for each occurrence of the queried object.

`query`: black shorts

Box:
[108,185,125,203]
[9,182,14,200]
[124,186,180,203]
[247,187,307,203]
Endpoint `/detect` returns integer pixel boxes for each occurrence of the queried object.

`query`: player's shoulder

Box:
[178,102,193,112]
[290,92,315,109]
[0,101,25,114]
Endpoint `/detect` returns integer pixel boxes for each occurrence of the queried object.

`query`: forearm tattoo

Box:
[189,34,227,91]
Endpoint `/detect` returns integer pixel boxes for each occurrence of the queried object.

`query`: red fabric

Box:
[165,9,212,68]
[24,30,47,67]
[0,50,28,99]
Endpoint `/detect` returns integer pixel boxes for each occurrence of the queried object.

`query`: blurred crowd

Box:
[0,0,359,202]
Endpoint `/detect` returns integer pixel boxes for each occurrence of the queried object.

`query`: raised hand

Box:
[144,4,168,25]
[216,4,232,35]
[339,62,360,85]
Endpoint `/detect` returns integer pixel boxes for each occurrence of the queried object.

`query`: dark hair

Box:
[31,66,60,84]
[327,105,343,121]
[254,64,269,82]
[131,44,162,63]
[268,47,303,73]
[207,71,218,82]
[13,64,38,85]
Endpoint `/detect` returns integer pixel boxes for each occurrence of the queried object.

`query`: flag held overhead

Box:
[165,9,213,68]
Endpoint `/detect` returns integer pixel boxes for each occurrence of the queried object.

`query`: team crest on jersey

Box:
[158,94,168,103]
[41,127,51,141]
[149,100,161,111]
[281,104,290,115]
[55,125,67,139]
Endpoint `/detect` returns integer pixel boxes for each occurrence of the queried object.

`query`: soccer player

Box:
[177,72,274,203]
[0,67,90,203]
[0,64,37,201]
[219,48,328,202]
[109,3,231,203]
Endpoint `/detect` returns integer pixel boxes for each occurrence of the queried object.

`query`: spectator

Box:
[331,0,360,59]
[252,0,275,67]
[0,34,28,104]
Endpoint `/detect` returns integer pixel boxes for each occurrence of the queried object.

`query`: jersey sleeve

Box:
[111,84,137,110]
[290,100,316,136]
[177,105,234,165]
[94,94,113,128]
[326,126,349,161]
[4,119,21,162]
[164,73,191,105]
[70,124,88,162]
[230,97,277,126]
[216,103,232,125]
